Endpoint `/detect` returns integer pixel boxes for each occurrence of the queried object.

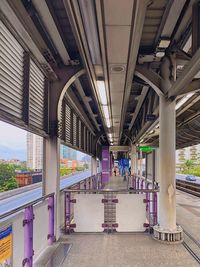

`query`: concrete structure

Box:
[27,133,43,171]
[2,0,200,265]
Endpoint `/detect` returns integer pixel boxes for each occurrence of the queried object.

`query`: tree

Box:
[0,163,16,187]
[4,177,18,191]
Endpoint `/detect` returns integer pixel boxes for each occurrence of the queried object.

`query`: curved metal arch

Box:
[135,65,164,96]
[57,69,85,121]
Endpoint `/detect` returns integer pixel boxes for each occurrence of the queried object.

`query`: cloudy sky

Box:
[0,121,87,161]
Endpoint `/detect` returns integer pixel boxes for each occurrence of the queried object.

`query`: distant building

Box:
[27,133,43,170]
[176,144,200,166]
[60,145,77,160]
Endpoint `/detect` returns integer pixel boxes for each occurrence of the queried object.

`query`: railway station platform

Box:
[1,0,200,266]
[34,176,199,267]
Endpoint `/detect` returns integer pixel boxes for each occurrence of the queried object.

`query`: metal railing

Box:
[0,172,98,267]
[63,186,159,233]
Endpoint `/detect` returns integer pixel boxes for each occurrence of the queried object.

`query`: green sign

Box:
[138,146,155,153]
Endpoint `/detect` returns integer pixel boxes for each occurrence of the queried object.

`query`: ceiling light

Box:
[102,105,109,119]
[158,38,170,48]
[106,118,111,128]
[97,80,107,105]
[156,51,165,58]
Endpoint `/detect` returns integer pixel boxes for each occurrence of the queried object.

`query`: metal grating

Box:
[73,112,77,146]
[0,20,24,119]
[65,104,71,143]
[29,59,45,129]
[79,119,82,149]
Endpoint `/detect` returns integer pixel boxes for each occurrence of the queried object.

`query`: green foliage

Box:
[4,177,18,191]
[60,167,74,177]
[0,163,16,186]
[179,159,200,177]
[75,166,84,171]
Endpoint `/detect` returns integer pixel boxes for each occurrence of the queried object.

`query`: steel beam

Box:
[168,47,200,98]
[120,0,148,141]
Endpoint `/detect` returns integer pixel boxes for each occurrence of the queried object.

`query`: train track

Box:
[176,179,200,197]
[182,229,200,264]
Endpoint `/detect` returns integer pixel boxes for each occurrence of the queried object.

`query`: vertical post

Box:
[91,156,97,176]
[102,147,110,184]
[23,206,34,267]
[43,136,60,239]
[153,192,158,225]
[153,55,183,242]
[48,195,55,245]
[67,192,71,233]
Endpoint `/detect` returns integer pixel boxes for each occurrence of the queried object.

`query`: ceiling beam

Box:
[120,0,148,142]
[74,79,100,131]
[168,47,200,98]
[135,65,164,96]
[32,0,70,65]
[128,86,149,131]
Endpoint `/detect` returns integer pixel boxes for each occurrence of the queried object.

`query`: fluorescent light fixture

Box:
[156,51,165,58]
[106,118,111,128]
[175,92,195,110]
[158,38,170,48]
[102,105,109,119]
[97,80,107,105]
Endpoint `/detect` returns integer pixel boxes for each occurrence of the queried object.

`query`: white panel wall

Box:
[73,194,104,232]
[0,200,50,266]
[116,194,146,232]
[33,200,49,259]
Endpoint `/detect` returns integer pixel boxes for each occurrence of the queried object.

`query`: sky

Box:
[0,121,27,160]
[0,121,88,161]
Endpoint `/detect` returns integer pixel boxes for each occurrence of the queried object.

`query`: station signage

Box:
[138,146,155,153]
[0,225,13,266]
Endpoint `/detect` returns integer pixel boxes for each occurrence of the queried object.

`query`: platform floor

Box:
[61,233,198,267]
[60,176,199,267]
[177,190,200,243]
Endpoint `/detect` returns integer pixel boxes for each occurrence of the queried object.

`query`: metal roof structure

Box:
[0,0,200,154]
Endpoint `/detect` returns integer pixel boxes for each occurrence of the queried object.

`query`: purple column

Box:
[48,195,55,245]
[153,192,158,225]
[65,192,71,234]
[141,179,144,192]
[23,206,34,267]
[102,147,110,184]
[137,177,140,193]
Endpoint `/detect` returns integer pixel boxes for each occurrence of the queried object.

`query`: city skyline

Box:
[0,121,90,161]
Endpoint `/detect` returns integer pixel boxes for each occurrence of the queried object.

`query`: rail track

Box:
[182,229,200,264]
[176,179,200,197]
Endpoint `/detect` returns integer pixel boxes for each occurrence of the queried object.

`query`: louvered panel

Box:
[29,59,45,129]
[79,120,82,149]
[73,113,77,146]
[0,20,24,119]
[65,104,71,143]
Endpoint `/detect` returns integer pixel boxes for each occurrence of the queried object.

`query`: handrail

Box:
[0,193,54,221]
[0,172,101,220]
[63,188,159,193]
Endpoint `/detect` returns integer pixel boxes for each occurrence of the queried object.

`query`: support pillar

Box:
[101,147,110,184]
[153,55,183,243]
[43,136,61,240]
[130,144,137,175]
[91,156,97,175]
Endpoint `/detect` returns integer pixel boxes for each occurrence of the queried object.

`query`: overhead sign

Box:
[139,146,155,153]
[109,146,129,152]
[0,225,12,267]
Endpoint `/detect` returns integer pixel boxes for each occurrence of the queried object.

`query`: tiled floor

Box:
[61,233,198,267]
